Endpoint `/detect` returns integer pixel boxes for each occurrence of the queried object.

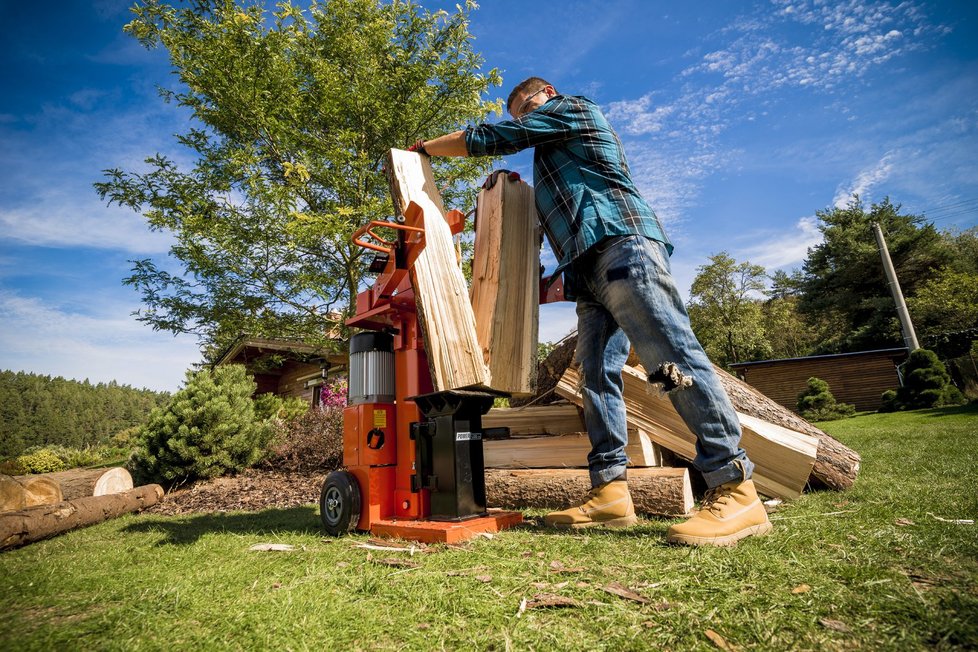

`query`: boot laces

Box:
[701,485,733,515]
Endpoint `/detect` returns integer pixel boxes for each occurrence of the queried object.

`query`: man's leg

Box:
[588,236,770,545]
[542,286,637,529]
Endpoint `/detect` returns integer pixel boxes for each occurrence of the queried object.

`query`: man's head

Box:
[507,77,557,119]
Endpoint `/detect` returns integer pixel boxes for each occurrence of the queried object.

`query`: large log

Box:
[486,467,693,517]
[20,467,134,502]
[470,175,540,396]
[386,148,489,391]
[0,484,164,550]
[528,332,860,491]
[20,477,62,507]
[0,475,26,513]
[557,364,818,499]
[484,429,661,469]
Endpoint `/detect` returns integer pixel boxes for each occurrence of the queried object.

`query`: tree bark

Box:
[486,467,692,517]
[18,467,134,502]
[0,484,163,551]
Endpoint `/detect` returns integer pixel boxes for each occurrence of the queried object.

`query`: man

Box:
[410,77,771,546]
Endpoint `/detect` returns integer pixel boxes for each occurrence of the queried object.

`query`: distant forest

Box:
[0,370,171,458]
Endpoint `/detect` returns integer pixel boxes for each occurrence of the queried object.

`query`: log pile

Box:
[0,467,160,550]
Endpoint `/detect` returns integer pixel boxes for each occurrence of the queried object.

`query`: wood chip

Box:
[475,575,493,583]
[602,582,651,604]
[642,620,656,629]
[895,518,915,527]
[819,618,851,633]
[249,543,295,552]
[791,584,811,594]
[373,558,420,568]
[927,513,974,525]
[652,601,673,611]
[705,629,739,651]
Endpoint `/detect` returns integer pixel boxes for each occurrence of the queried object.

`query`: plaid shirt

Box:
[464,94,672,283]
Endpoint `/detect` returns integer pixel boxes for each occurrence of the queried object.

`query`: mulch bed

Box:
[146,468,329,517]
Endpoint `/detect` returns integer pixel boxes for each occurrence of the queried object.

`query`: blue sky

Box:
[1,1,977,392]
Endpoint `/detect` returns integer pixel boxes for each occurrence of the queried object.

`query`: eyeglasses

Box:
[514,88,547,118]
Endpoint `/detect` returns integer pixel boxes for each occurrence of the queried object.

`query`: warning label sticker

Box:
[455,431,482,441]
[373,409,387,428]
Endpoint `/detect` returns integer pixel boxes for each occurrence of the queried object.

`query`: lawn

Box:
[2,405,976,651]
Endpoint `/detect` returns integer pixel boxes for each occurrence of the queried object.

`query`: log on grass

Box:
[486,467,692,517]
[482,404,585,436]
[21,467,134,502]
[0,484,163,551]
[386,148,488,391]
[484,429,661,469]
[0,475,26,513]
[470,175,540,395]
[557,364,818,499]
[20,477,62,507]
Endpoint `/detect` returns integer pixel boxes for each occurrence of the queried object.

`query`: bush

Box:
[796,377,856,421]
[15,448,67,474]
[129,365,276,486]
[878,349,968,412]
[253,393,309,422]
[263,406,344,472]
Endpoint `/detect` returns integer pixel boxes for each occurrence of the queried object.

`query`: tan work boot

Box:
[666,479,772,546]
[543,480,639,529]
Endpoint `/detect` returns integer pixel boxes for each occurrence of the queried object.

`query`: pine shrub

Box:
[796,377,856,421]
[882,348,968,411]
[130,365,275,486]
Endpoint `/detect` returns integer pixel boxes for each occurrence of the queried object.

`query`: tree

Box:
[687,252,769,367]
[906,268,978,340]
[880,348,964,411]
[798,197,952,353]
[96,0,501,357]
[796,377,855,421]
[760,295,818,360]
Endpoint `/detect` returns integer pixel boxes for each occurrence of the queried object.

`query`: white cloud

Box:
[737,216,823,270]
[0,290,200,392]
[538,302,578,344]
[833,151,895,208]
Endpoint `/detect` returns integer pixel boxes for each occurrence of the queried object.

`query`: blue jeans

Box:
[571,235,753,489]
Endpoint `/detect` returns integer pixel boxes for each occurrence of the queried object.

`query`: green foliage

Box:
[796,377,856,421]
[130,365,275,485]
[798,197,952,353]
[15,448,67,474]
[898,349,965,409]
[96,0,501,356]
[252,393,309,423]
[0,370,170,459]
[687,252,770,367]
[263,406,343,471]
[906,267,978,340]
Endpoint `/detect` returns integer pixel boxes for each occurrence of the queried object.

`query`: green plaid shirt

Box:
[464,94,672,283]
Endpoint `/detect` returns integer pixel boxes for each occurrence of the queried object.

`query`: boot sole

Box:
[547,515,640,530]
[666,521,773,547]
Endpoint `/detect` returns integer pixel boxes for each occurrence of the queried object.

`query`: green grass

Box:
[2,406,976,651]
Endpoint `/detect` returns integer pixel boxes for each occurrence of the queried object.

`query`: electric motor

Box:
[348,332,395,405]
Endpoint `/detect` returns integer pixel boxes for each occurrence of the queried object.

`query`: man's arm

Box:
[419,131,468,157]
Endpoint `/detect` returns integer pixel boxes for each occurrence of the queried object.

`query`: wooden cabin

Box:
[214,336,348,406]
[729,348,908,413]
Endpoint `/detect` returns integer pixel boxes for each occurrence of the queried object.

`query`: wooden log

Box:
[556,364,818,499]
[470,175,540,395]
[486,467,693,517]
[482,404,585,436]
[710,366,861,491]
[0,484,164,550]
[484,429,661,469]
[20,477,62,508]
[528,332,861,491]
[386,148,488,391]
[21,467,135,502]
[0,475,26,513]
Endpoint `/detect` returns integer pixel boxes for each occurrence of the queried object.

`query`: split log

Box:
[528,332,860,491]
[486,467,693,517]
[470,175,540,396]
[710,366,861,491]
[484,429,661,469]
[557,364,818,499]
[386,148,488,391]
[0,475,26,512]
[482,404,585,436]
[20,467,134,502]
[0,484,163,551]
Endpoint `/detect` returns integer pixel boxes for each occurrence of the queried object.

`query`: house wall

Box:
[734,352,904,412]
[275,360,321,403]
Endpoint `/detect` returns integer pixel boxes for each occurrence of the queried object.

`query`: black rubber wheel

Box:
[319,470,361,536]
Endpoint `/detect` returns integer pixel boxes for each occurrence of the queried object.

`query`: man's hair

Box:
[507,77,555,115]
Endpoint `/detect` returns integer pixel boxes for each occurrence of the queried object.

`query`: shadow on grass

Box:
[919,402,978,418]
[122,505,323,546]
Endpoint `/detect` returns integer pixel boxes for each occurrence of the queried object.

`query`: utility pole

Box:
[872,222,919,351]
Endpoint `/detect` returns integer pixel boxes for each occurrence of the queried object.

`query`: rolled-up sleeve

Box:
[464,97,580,156]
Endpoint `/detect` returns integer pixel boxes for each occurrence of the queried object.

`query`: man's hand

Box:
[482,169,521,191]
[407,139,428,155]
